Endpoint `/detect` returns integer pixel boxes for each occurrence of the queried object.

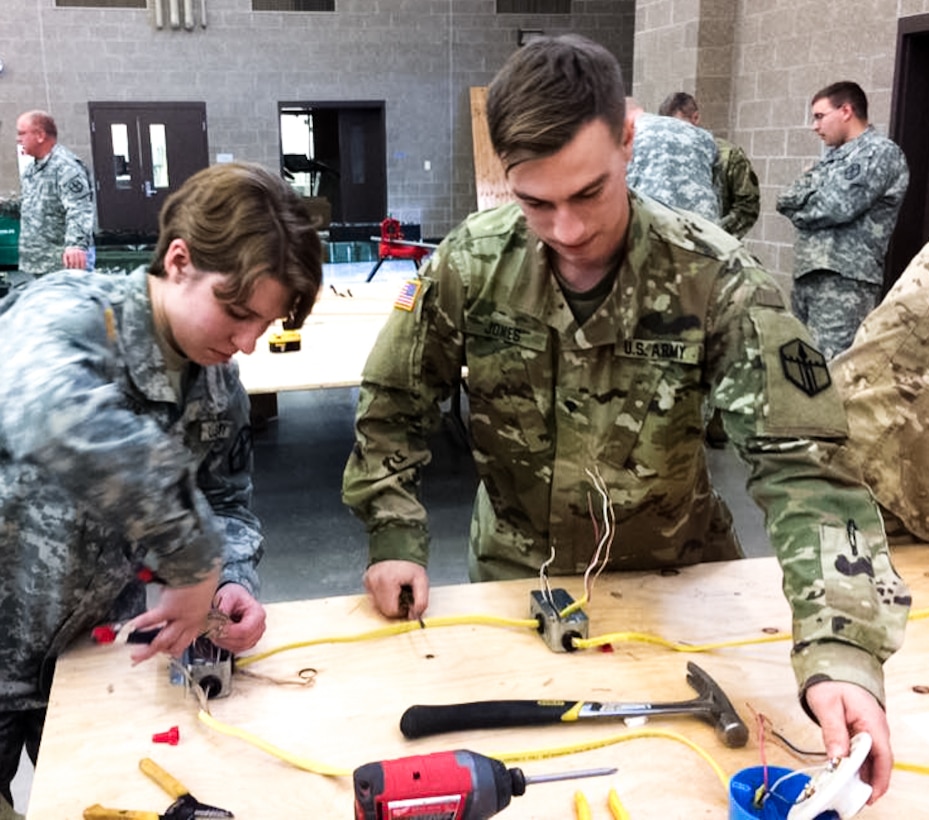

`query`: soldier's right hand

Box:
[364,560,429,621]
[126,567,222,663]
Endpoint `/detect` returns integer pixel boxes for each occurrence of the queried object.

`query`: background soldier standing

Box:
[658,91,760,240]
[776,81,909,360]
[15,110,95,280]
[625,97,720,223]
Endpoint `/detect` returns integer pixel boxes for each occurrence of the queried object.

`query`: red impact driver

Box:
[353,749,614,820]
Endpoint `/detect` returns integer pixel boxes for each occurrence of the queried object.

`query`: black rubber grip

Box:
[400,700,575,739]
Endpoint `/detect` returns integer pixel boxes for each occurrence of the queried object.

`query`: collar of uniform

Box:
[121,268,178,404]
[563,193,649,348]
[825,123,875,161]
[30,143,60,172]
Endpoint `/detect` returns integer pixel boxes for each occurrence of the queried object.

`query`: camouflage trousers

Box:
[791,270,881,360]
[0,709,43,810]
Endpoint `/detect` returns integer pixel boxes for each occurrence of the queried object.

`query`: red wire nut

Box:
[152,726,180,745]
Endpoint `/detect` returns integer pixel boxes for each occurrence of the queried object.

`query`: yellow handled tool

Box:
[83,758,232,820]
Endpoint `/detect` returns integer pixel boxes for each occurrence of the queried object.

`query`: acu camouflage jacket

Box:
[0,269,261,710]
[343,195,910,705]
[776,126,909,286]
[18,143,95,277]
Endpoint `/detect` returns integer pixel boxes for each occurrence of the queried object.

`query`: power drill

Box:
[352,749,614,820]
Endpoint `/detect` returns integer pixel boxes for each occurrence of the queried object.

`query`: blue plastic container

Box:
[729,765,811,820]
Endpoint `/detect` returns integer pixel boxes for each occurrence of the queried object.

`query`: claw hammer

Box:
[400,661,749,748]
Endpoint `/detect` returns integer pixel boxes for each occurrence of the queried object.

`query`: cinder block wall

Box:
[0,0,635,239]
[634,0,917,283]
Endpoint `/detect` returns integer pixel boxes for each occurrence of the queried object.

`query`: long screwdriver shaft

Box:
[525,766,617,785]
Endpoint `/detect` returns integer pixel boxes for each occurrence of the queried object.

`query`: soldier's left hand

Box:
[804,679,892,801]
[209,583,267,653]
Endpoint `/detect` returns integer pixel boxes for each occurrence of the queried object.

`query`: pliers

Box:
[83,758,233,820]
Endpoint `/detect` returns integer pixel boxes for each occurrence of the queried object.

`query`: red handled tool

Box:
[353,749,614,820]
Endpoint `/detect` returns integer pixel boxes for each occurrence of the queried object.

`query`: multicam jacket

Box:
[0,269,261,710]
[832,241,929,541]
[18,143,95,277]
[776,126,909,285]
[627,113,720,222]
[715,138,760,239]
[343,195,910,704]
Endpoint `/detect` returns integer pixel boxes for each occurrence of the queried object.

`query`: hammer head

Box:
[686,661,749,748]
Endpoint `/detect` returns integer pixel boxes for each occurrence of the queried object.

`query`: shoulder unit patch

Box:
[779,339,831,396]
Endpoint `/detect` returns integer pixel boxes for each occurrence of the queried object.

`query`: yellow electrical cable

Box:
[489,727,731,791]
[894,761,929,776]
[220,600,929,783]
[197,709,351,776]
[559,594,590,619]
[198,704,730,792]
[572,631,790,653]
[237,601,929,669]
[235,613,539,669]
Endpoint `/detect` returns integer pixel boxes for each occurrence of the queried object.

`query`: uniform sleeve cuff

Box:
[793,641,886,717]
[369,525,429,568]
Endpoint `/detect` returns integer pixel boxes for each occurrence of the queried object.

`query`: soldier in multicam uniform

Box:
[832,241,929,543]
[15,110,96,279]
[776,81,909,360]
[625,98,720,223]
[658,91,760,240]
[342,35,909,803]
[0,163,322,810]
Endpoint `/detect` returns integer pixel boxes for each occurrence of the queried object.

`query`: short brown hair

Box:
[658,92,698,120]
[151,162,322,327]
[486,35,626,171]
[812,81,869,121]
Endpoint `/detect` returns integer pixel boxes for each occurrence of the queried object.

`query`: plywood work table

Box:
[28,547,929,819]
[235,281,403,396]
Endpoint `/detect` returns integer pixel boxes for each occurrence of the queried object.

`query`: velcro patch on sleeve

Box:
[394,279,423,312]
[779,339,831,396]
[751,308,848,437]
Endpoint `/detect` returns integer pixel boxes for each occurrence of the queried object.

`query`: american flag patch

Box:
[394,279,422,311]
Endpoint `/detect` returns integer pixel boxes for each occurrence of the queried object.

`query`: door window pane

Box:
[149,124,169,188]
[111,123,131,191]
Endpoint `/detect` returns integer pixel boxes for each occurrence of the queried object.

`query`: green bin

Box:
[0,215,18,271]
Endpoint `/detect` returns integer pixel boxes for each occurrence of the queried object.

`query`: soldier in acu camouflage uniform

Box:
[832,241,929,543]
[777,81,909,360]
[657,91,761,447]
[342,35,910,804]
[15,110,96,279]
[0,162,322,809]
[658,91,760,240]
[625,98,720,223]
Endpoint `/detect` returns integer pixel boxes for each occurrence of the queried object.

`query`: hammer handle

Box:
[400,700,578,738]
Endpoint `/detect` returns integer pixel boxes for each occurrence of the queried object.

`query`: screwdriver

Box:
[353,748,615,820]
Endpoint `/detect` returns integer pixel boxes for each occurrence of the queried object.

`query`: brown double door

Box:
[89,102,209,237]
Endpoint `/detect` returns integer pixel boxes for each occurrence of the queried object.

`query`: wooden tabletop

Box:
[235,281,403,394]
[27,547,929,819]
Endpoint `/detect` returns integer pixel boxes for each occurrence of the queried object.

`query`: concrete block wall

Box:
[634,0,918,285]
[0,0,635,239]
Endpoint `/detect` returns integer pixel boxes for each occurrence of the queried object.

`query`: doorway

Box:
[89,102,209,238]
[888,15,929,290]
[279,102,386,224]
